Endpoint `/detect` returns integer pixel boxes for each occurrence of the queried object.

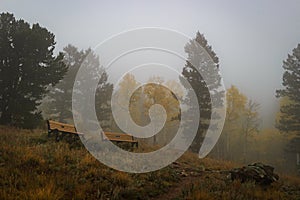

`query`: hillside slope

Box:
[0,126,299,200]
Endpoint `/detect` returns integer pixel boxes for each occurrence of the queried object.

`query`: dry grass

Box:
[179,179,286,200]
[0,125,299,200]
[0,126,178,199]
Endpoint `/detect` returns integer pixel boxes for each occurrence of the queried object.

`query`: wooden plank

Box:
[47,120,83,135]
[103,132,137,143]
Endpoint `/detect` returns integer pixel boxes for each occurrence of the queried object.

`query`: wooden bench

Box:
[101,132,138,147]
[47,120,84,141]
[47,120,138,147]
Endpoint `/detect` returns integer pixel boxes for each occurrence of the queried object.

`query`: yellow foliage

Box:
[226,85,247,122]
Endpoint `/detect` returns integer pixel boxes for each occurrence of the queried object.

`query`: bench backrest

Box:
[47,120,135,143]
[102,132,137,143]
[47,120,81,135]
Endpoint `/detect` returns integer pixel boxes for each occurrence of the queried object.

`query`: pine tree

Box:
[0,13,67,128]
[43,45,84,122]
[276,44,300,153]
[181,31,223,152]
[95,66,113,130]
[43,45,113,129]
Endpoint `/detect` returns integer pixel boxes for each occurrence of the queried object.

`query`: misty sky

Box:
[1,0,300,127]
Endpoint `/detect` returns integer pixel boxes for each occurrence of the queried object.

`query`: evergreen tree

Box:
[276,44,300,133]
[43,45,113,129]
[181,31,223,152]
[43,45,83,122]
[276,44,300,154]
[95,66,113,130]
[0,13,67,128]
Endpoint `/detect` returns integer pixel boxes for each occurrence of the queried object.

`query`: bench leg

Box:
[53,130,60,142]
[55,134,60,142]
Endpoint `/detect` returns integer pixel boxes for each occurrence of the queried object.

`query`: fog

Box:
[2,0,300,128]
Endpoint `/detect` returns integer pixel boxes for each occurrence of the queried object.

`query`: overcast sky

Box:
[1,0,300,127]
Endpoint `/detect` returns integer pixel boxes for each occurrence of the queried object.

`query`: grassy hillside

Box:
[0,126,299,200]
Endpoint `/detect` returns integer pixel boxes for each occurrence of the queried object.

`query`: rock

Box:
[229,162,279,185]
